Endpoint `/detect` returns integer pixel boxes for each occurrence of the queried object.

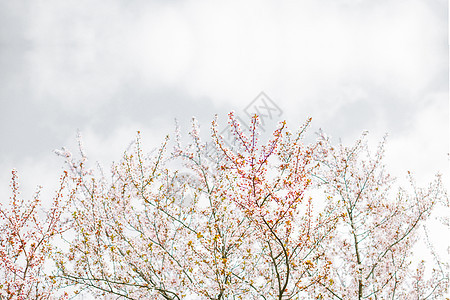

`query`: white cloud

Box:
[385,91,449,185]
[23,0,445,110]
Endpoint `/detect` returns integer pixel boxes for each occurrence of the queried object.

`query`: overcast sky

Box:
[0,0,448,202]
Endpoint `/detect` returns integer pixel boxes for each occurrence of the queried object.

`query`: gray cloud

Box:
[0,0,447,190]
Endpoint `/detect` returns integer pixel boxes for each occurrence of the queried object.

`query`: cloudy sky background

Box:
[0,0,448,221]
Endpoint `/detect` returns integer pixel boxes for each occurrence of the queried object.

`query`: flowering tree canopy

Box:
[0,170,73,300]
[1,113,448,299]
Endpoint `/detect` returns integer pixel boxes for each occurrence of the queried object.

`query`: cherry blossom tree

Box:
[210,114,339,298]
[309,131,449,299]
[0,169,72,300]
[51,115,338,299]
[48,113,447,299]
